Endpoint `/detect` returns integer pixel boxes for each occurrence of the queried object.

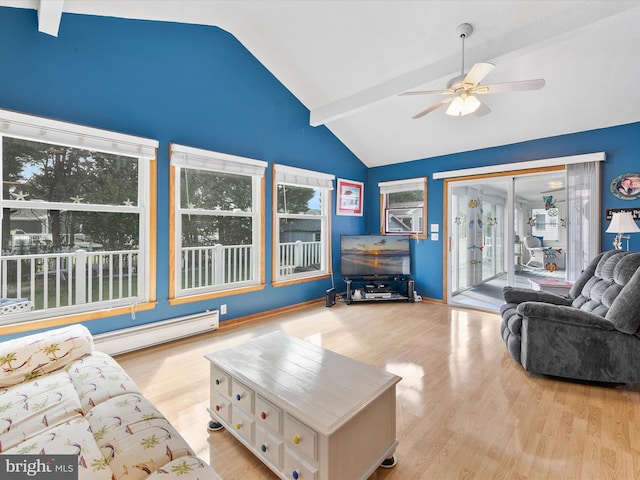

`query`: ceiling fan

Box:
[400,23,545,118]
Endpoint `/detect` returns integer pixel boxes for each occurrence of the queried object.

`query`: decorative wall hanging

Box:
[610,172,640,200]
[543,195,556,209]
[336,178,364,216]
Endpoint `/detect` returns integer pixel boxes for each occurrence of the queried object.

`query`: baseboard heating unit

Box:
[94,310,219,356]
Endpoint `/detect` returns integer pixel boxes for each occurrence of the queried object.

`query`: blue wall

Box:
[0,7,367,335]
[2,7,640,337]
[367,122,640,300]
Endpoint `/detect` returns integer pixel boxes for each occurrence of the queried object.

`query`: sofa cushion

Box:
[606,254,640,334]
[0,369,84,452]
[0,324,93,388]
[86,393,195,480]
[2,417,113,480]
[67,351,140,413]
[571,251,635,316]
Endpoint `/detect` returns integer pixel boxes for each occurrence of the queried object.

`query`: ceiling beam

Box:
[309,2,640,127]
[37,0,64,37]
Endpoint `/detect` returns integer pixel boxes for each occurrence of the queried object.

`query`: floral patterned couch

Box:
[0,324,220,480]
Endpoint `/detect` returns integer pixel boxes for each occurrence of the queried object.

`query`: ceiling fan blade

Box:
[412,97,453,119]
[399,89,452,96]
[463,62,495,86]
[473,98,491,117]
[475,78,545,94]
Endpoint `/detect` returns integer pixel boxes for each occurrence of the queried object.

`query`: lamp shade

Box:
[606,211,640,233]
[446,94,481,117]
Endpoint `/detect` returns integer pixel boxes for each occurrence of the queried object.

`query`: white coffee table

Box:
[205,331,401,480]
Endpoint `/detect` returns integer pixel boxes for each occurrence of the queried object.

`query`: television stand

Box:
[344,277,415,304]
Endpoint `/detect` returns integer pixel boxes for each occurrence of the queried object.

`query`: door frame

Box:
[443,166,565,305]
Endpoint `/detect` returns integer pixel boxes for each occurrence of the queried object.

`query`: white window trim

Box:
[171,143,267,176]
[432,152,605,179]
[274,164,334,282]
[274,164,334,189]
[0,108,158,159]
[171,144,266,297]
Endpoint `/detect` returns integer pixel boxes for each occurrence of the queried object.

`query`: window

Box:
[273,164,333,283]
[0,108,157,324]
[379,178,427,236]
[170,144,266,299]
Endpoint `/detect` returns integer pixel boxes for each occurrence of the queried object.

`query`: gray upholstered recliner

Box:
[500,250,640,383]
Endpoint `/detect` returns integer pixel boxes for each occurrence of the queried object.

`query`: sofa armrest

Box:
[503,286,573,306]
[0,324,93,388]
[518,302,640,383]
[517,302,615,330]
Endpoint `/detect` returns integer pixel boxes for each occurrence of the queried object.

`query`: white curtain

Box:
[566,161,601,281]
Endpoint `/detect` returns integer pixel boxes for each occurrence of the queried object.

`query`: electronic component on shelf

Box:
[365,284,390,293]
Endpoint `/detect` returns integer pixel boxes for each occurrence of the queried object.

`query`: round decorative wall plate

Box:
[610,172,640,200]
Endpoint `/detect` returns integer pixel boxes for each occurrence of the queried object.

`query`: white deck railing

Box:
[2,241,323,312]
[182,244,253,290]
[0,249,138,311]
[279,240,321,276]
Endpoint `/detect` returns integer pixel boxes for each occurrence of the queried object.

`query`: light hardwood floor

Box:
[116,300,640,479]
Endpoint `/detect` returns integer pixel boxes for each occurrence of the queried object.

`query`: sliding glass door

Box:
[449,180,509,309]
[448,170,568,310]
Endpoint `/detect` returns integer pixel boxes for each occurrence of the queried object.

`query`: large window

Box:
[170,144,266,300]
[379,177,427,236]
[0,109,157,324]
[273,164,333,283]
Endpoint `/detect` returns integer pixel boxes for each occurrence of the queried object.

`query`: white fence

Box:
[182,244,253,290]
[2,240,323,312]
[0,249,138,310]
[279,240,321,276]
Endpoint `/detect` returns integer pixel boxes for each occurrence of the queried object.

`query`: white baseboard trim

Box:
[94,310,219,356]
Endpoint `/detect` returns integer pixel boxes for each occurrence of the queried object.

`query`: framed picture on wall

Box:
[610,172,640,200]
[336,178,364,216]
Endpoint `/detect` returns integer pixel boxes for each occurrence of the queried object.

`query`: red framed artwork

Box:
[336,178,364,216]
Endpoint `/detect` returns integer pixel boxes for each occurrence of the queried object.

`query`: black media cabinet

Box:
[344,276,415,304]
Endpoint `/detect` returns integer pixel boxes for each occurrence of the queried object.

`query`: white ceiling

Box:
[3,1,640,168]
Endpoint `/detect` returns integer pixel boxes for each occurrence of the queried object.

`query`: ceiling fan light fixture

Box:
[446,93,480,116]
[402,22,544,119]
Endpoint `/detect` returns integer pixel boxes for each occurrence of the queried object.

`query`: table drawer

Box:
[256,394,282,434]
[284,414,317,461]
[231,405,255,445]
[256,425,283,469]
[211,365,231,397]
[210,390,231,424]
[284,449,318,480]
[232,378,254,414]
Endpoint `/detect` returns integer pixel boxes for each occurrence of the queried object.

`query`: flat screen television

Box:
[340,234,411,278]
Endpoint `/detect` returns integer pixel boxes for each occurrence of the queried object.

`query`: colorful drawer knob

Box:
[236,393,242,401]
[261,411,267,420]
[235,423,242,430]
[215,379,221,385]
[215,404,221,411]
[261,444,267,453]
[292,470,300,480]
[293,435,301,445]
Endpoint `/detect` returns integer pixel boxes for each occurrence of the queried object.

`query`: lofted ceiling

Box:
[2,1,640,168]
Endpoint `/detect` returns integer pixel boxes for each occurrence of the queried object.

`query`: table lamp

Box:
[606,211,640,250]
